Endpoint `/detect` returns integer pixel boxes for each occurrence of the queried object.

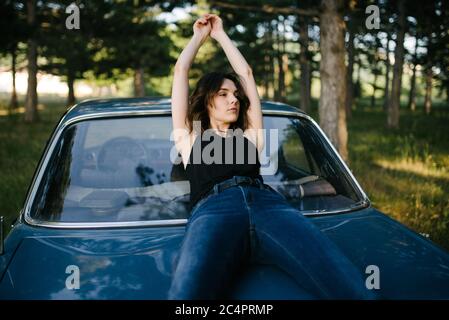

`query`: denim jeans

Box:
[168,176,375,300]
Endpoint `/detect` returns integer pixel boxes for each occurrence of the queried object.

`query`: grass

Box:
[347,104,449,250]
[1,95,448,250]
[0,95,69,231]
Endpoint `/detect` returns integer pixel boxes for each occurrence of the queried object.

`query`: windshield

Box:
[30,114,363,223]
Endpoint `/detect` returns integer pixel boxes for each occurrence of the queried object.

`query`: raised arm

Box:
[171,16,210,157]
[207,14,264,150]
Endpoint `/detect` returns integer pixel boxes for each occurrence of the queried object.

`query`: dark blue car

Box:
[1,98,449,299]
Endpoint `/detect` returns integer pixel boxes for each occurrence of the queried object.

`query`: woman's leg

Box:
[249,187,374,299]
[168,188,250,299]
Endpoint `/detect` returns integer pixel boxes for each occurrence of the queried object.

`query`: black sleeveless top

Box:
[185,130,262,210]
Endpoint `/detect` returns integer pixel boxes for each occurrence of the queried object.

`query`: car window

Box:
[262,116,360,210]
[281,128,311,173]
[30,114,363,223]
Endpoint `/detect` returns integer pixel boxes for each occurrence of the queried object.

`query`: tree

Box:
[0,1,26,112]
[91,1,175,97]
[432,1,449,107]
[346,23,355,118]
[406,0,447,114]
[362,33,383,109]
[39,1,96,106]
[298,15,311,112]
[294,0,315,113]
[274,17,287,102]
[383,32,392,112]
[407,37,419,111]
[319,0,348,160]
[421,1,439,115]
[25,0,38,123]
[388,0,406,129]
[343,0,366,118]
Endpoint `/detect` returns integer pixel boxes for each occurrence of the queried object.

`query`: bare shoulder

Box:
[243,129,256,144]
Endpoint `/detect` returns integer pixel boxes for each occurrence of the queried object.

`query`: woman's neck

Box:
[210,122,232,137]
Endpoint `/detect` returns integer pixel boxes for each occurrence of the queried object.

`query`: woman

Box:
[169,14,373,300]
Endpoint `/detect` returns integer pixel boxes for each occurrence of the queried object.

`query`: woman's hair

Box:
[186,71,250,133]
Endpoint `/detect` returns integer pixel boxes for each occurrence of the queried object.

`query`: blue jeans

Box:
[168,176,375,300]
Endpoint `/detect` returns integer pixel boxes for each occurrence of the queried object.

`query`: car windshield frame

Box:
[23,107,370,229]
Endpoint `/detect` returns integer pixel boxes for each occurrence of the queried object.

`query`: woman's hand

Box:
[193,16,211,43]
[205,14,225,40]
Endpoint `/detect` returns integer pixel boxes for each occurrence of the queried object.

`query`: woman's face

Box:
[207,78,240,125]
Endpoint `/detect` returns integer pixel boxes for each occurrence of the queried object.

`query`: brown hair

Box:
[186,72,250,133]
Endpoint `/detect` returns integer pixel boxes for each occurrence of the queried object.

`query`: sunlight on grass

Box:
[375,159,449,180]
[348,106,449,250]
[0,104,46,116]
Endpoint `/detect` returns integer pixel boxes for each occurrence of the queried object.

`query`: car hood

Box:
[1,207,449,299]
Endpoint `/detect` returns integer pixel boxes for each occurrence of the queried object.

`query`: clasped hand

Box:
[193,14,225,42]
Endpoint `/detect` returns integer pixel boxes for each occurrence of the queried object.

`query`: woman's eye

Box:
[217,92,238,97]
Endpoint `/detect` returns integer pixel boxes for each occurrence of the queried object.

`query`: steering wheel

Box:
[97,136,148,172]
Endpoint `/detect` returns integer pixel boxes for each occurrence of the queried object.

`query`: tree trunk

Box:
[67,73,76,106]
[276,22,285,102]
[267,23,275,99]
[383,33,391,112]
[408,64,417,112]
[263,54,269,98]
[272,21,279,101]
[424,67,432,114]
[282,19,288,102]
[281,53,288,102]
[269,53,275,99]
[299,17,311,113]
[446,86,449,106]
[371,72,378,109]
[9,45,19,114]
[408,38,419,111]
[319,0,348,161]
[262,22,269,98]
[388,0,406,129]
[346,29,355,118]
[355,57,362,105]
[25,0,38,123]
[133,67,145,97]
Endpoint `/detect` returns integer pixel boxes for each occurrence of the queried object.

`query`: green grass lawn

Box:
[1,95,448,250]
